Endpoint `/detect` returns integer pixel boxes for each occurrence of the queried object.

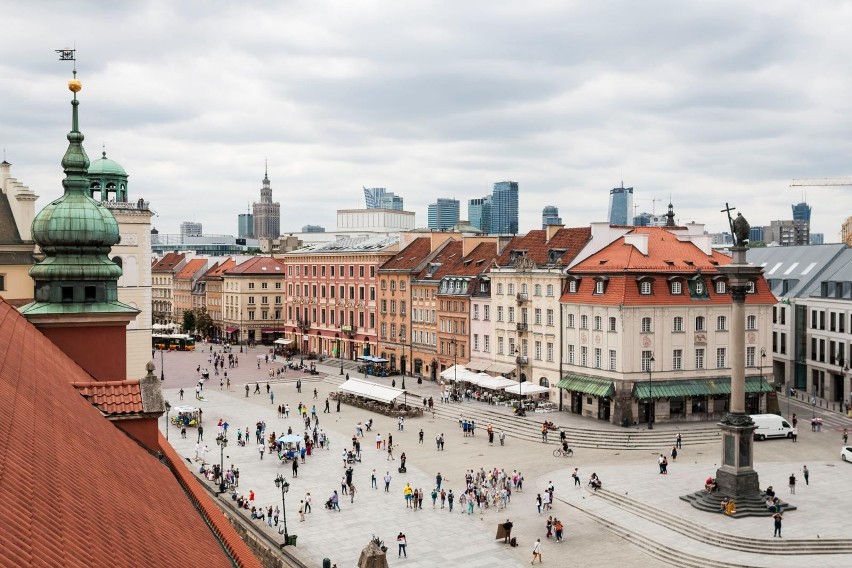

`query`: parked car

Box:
[842,446,852,462]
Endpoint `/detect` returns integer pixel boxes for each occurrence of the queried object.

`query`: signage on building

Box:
[302,335,309,341]
[341,325,353,332]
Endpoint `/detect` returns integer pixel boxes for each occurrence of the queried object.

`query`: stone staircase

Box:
[593,489,850,554]
[680,489,796,518]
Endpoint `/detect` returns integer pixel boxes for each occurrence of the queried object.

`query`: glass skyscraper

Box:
[608,186,633,226]
[468,196,492,233]
[491,181,519,234]
[541,205,561,229]
[427,198,460,230]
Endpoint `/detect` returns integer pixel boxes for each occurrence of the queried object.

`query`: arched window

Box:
[695,316,705,331]
[640,281,652,295]
[539,377,550,387]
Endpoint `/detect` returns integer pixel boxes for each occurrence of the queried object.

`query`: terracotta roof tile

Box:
[204,258,237,278]
[72,380,144,414]
[437,241,499,277]
[226,256,285,275]
[495,227,591,267]
[152,251,185,272]
[381,237,433,271]
[0,300,260,568]
[175,258,208,279]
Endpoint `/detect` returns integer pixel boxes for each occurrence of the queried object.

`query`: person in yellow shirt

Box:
[404,483,413,508]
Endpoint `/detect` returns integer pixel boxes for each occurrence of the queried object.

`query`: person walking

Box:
[844,428,849,444]
[436,472,443,490]
[331,491,340,511]
[397,532,407,558]
[197,425,204,442]
[671,445,678,462]
[531,538,542,564]
[572,468,580,487]
[304,493,312,513]
[349,483,356,503]
[676,432,682,449]
[299,500,305,522]
[384,471,392,492]
[773,511,783,537]
[371,469,378,489]
[448,489,455,513]
[324,398,330,413]
[802,465,810,486]
[535,494,542,514]
[292,459,298,478]
[788,473,796,494]
[792,426,798,442]
[418,429,424,445]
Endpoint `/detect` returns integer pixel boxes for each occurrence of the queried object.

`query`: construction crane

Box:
[790,178,852,187]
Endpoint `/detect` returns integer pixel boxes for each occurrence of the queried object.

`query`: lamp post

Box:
[274,474,290,545]
[450,338,458,397]
[215,433,228,493]
[759,347,767,413]
[160,348,165,381]
[239,309,244,353]
[515,347,522,406]
[164,400,171,440]
[647,354,655,430]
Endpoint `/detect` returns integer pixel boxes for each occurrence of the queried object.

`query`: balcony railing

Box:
[516,292,528,303]
[296,319,310,331]
[516,322,528,332]
[516,356,529,366]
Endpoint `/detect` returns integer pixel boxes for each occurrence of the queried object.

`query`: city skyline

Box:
[2,2,852,239]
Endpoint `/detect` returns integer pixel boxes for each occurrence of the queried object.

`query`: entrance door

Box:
[599,398,611,421]
[400,355,407,375]
[834,373,844,402]
[571,392,583,414]
[640,400,654,424]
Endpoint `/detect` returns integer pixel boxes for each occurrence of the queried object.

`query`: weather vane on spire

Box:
[56,46,81,96]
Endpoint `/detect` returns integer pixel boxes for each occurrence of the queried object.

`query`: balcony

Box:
[516,292,528,304]
[516,356,529,366]
[296,318,311,331]
[516,322,528,332]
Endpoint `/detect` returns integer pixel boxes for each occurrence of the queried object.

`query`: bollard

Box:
[323,559,331,568]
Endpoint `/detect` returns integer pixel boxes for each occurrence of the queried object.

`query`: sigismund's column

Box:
[714,243,762,496]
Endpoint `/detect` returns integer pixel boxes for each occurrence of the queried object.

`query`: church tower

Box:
[19,70,139,382]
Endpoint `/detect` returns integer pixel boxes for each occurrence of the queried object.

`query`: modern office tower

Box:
[608,185,633,225]
[302,224,326,233]
[380,192,404,210]
[253,166,280,239]
[237,213,254,239]
[541,205,561,228]
[792,202,812,223]
[180,221,202,240]
[809,233,824,245]
[428,198,460,230]
[749,226,765,243]
[468,196,492,233]
[491,181,519,234]
[364,187,387,208]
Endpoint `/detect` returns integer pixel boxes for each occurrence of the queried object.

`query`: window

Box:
[507,306,514,322]
[594,316,602,330]
[390,280,396,291]
[546,284,554,297]
[673,349,683,370]
[534,284,542,296]
[497,283,503,294]
[497,337,504,355]
[671,281,682,295]
[509,338,515,355]
[595,281,605,294]
[473,334,479,351]
[673,316,683,332]
[641,350,653,372]
[640,281,652,295]
[609,317,617,331]
[568,313,575,328]
[534,309,542,325]
[695,281,704,295]
[580,315,588,329]
[535,341,542,360]
[484,336,490,352]
[580,346,588,366]
[261,282,268,289]
[609,349,617,370]
[473,305,479,320]
[248,296,255,305]
[568,280,577,293]
[483,305,490,321]
[508,284,515,295]
[568,344,575,364]
[546,309,554,326]
[716,316,727,331]
[746,346,756,368]
[248,282,255,290]
[746,281,755,294]
[594,347,602,368]
[695,348,705,369]
[275,282,281,289]
[746,315,757,330]
[546,342,553,362]
[716,347,726,368]
[521,283,528,294]
[641,317,652,332]
[716,281,727,294]
[695,316,705,331]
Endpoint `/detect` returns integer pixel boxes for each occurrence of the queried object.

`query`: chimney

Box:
[546,224,564,243]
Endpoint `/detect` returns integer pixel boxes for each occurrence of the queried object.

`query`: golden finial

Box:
[68,78,82,93]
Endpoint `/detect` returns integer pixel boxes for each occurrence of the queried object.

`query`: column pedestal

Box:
[715,413,760,497]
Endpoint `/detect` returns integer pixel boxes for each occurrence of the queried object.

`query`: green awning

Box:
[632,376,774,399]
[556,375,615,398]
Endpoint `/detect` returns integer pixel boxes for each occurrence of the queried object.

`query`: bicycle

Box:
[552,448,574,457]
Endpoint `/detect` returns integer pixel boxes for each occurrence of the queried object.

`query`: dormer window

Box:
[716,281,727,294]
[747,281,756,294]
[568,280,578,293]
[595,281,605,294]
[671,281,682,295]
[640,281,652,295]
[695,281,704,295]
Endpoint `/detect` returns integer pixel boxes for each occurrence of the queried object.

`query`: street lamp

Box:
[215,434,228,492]
[647,354,655,430]
[164,400,171,440]
[274,474,291,546]
[160,348,165,381]
[515,347,522,406]
[239,309,243,353]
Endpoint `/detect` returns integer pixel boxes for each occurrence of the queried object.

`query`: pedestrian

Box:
[536,494,542,514]
[197,425,204,442]
[331,491,340,511]
[292,459,298,478]
[448,489,454,513]
[499,430,506,446]
[792,426,798,442]
[336,399,341,412]
[531,538,542,564]
[789,473,796,494]
[324,398,330,413]
[802,465,809,485]
[270,390,274,404]
[258,444,264,460]
[349,483,356,503]
[436,472,442,490]
[179,388,184,400]
[314,388,318,399]
[572,468,580,487]
[254,382,260,394]
[671,445,678,461]
[371,469,378,489]
[676,432,682,449]
[384,471,392,492]
[844,428,849,444]
[299,500,305,522]
[773,511,783,537]
[245,384,249,397]
[419,429,424,445]
[397,532,407,558]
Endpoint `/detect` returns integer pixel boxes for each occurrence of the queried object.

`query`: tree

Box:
[195,307,214,337]
[748,241,767,248]
[182,310,196,334]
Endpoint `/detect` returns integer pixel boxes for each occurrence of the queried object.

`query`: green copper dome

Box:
[88,152,127,177]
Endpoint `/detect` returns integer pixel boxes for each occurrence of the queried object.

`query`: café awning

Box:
[486,362,516,375]
[502,382,550,396]
[338,378,406,404]
[632,376,774,399]
[556,375,615,398]
[466,360,490,372]
[224,326,239,333]
[274,338,293,345]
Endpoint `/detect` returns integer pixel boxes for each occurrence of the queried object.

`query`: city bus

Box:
[152,333,196,351]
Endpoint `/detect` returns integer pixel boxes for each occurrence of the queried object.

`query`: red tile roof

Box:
[73,380,144,414]
[226,256,285,275]
[204,257,237,278]
[152,251,185,272]
[436,241,498,278]
[175,258,208,279]
[0,300,261,568]
[380,237,434,271]
[413,239,462,280]
[495,227,591,267]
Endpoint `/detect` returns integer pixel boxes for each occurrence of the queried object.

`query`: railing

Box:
[516,322,528,332]
[296,319,310,331]
[101,199,150,211]
[516,293,528,303]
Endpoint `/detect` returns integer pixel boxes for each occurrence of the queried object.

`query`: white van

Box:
[750,414,793,441]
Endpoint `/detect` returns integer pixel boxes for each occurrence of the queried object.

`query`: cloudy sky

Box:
[3,0,852,239]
